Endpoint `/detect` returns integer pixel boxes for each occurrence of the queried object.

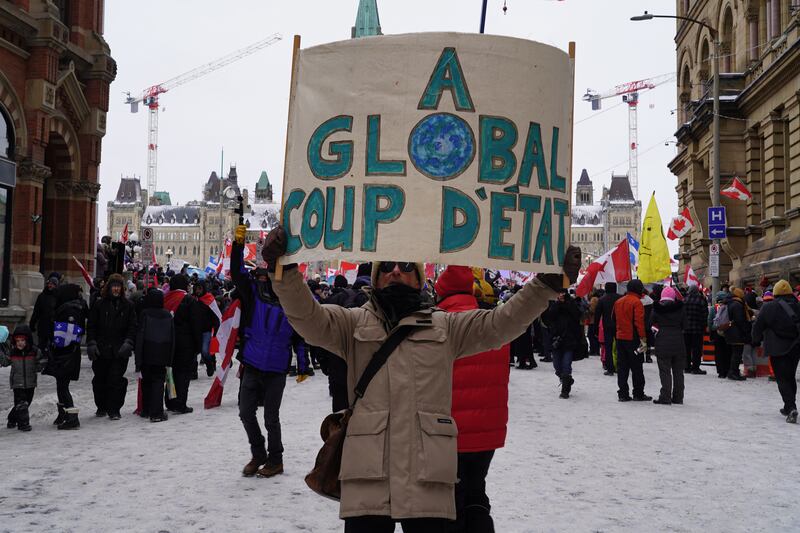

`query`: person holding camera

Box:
[612,280,652,402]
[542,290,583,399]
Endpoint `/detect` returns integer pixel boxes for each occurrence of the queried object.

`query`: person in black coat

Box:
[542,291,582,398]
[193,281,220,377]
[594,282,621,375]
[165,274,204,414]
[723,288,752,381]
[43,283,88,429]
[87,273,137,420]
[29,275,60,356]
[752,280,800,423]
[135,288,174,422]
[683,286,709,374]
[651,287,687,405]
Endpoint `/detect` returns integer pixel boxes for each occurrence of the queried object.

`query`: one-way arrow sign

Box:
[709,225,727,239]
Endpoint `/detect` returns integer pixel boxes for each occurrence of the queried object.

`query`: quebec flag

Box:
[205,255,218,275]
[627,232,640,267]
[53,322,84,348]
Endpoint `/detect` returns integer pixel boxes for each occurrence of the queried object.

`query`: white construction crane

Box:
[125,33,282,200]
[583,72,675,200]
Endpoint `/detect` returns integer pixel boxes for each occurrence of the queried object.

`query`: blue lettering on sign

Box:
[708,206,726,225]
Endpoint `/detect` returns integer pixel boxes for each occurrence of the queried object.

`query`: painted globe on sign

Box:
[408,113,475,180]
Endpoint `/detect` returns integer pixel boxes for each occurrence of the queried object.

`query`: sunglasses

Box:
[379,261,416,274]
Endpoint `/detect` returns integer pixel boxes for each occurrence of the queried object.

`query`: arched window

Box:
[0,104,15,303]
[721,7,735,72]
[700,39,711,85]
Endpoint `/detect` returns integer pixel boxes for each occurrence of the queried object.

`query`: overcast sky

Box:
[100,0,680,254]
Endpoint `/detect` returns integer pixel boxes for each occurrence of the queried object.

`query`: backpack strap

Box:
[777,300,800,337]
[351,325,413,408]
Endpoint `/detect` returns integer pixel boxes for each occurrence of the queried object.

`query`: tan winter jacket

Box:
[270,268,557,520]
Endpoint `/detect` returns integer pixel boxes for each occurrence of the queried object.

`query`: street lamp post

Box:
[631,11,720,296]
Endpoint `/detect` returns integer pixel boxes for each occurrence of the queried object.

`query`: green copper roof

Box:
[352,0,382,38]
[153,191,172,206]
[256,170,270,190]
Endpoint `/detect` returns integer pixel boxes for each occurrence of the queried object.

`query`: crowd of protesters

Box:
[2,228,799,532]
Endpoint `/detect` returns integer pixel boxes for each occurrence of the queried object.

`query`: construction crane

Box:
[125,33,283,200]
[582,72,675,200]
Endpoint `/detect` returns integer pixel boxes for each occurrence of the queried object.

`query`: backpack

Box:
[712,304,731,332]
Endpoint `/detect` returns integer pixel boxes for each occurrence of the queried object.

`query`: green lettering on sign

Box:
[361,185,405,252]
[418,47,475,112]
[282,189,306,254]
[440,187,480,253]
[307,115,353,179]
[479,116,518,184]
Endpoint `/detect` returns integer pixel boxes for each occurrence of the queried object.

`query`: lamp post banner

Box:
[280,32,574,272]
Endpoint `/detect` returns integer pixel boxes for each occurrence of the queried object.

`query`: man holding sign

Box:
[269,32,578,531]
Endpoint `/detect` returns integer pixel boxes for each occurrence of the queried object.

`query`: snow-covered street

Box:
[1,356,798,533]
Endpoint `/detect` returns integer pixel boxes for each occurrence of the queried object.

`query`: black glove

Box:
[87,341,99,361]
[537,246,582,291]
[262,225,298,272]
[117,340,134,358]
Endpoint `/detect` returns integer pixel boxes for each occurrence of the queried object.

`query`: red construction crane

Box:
[583,72,674,200]
[125,33,282,200]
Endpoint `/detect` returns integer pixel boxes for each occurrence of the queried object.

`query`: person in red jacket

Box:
[613,280,652,402]
[435,265,510,533]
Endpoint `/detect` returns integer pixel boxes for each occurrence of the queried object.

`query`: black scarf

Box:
[373,283,425,327]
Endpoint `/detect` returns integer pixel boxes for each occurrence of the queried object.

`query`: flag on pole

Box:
[626,232,640,268]
[121,223,129,244]
[684,264,700,287]
[205,299,242,409]
[721,177,752,201]
[575,239,631,297]
[53,322,84,348]
[667,207,695,240]
[198,292,222,323]
[72,256,95,289]
[638,193,672,284]
[205,255,218,275]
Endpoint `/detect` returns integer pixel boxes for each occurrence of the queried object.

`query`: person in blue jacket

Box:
[231,226,309,479]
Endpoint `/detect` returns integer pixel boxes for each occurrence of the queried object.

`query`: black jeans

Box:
[603,337,615,371]
[771,351,800,411]
[713,335,730,377]
[141,364,167,417]
[729,344,744,376]
[166,366,192,410]
[684,332,704,371]
[587,323,600,355]
[238,364,286,463]
[657,354,685,402]
[327,355,349,413]
[54,376,73,408]
[92,357,130,413]
[617,340,645,398]
[345,516,449,533]
[451,450,495,533]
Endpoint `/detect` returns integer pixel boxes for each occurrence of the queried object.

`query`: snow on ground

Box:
[1,356,798,533]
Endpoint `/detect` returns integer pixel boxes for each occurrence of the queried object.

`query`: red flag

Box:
[425,263,436,281]
[72,256,95,289]
[198,292,222,323]
[721,177,752,201]
[205,300,242,409]
[576,239,631,297]
[121,223,129,244]
[684,264,700,287]
[164,289,187,314]
[667,207,695,240]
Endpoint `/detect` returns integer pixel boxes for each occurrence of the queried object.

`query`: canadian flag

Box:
[121,223,129,244]
[575,239,632,297]
[721,177,752,201]
[684,264,700,287]
[204,299,241,409]
[667,207,695,240]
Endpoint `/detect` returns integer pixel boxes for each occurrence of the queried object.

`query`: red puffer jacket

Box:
[435,266,510,453]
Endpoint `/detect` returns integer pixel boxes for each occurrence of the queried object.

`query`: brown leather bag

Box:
[305,326,412,500]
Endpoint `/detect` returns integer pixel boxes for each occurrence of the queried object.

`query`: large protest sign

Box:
[280,33,573,272]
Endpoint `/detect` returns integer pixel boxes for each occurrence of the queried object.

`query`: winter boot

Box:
[16,402,31,432]
[787,409,798,424]
[243,454,268,477]
[58,408,80,430]
[559,375,573,399]
[256,461,284,478]
[53,403,66,426]
[7,405,17,429]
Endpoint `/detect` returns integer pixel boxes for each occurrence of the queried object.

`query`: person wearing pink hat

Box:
[651,287,687,405]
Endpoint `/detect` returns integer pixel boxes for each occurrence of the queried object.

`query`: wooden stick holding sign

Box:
[563,41,576,290]
[275,34,302,281]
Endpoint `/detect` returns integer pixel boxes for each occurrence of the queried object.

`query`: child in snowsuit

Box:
[2,325,45,431]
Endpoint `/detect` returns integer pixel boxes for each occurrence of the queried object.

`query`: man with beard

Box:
[87,274,137,420]
[231,226,309,479]
[260,225,580,532]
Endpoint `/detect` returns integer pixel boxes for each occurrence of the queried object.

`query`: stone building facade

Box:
[107,166,280,268]
[571,169,642,267]
[0,0,115,322]
[669,0,800,287]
